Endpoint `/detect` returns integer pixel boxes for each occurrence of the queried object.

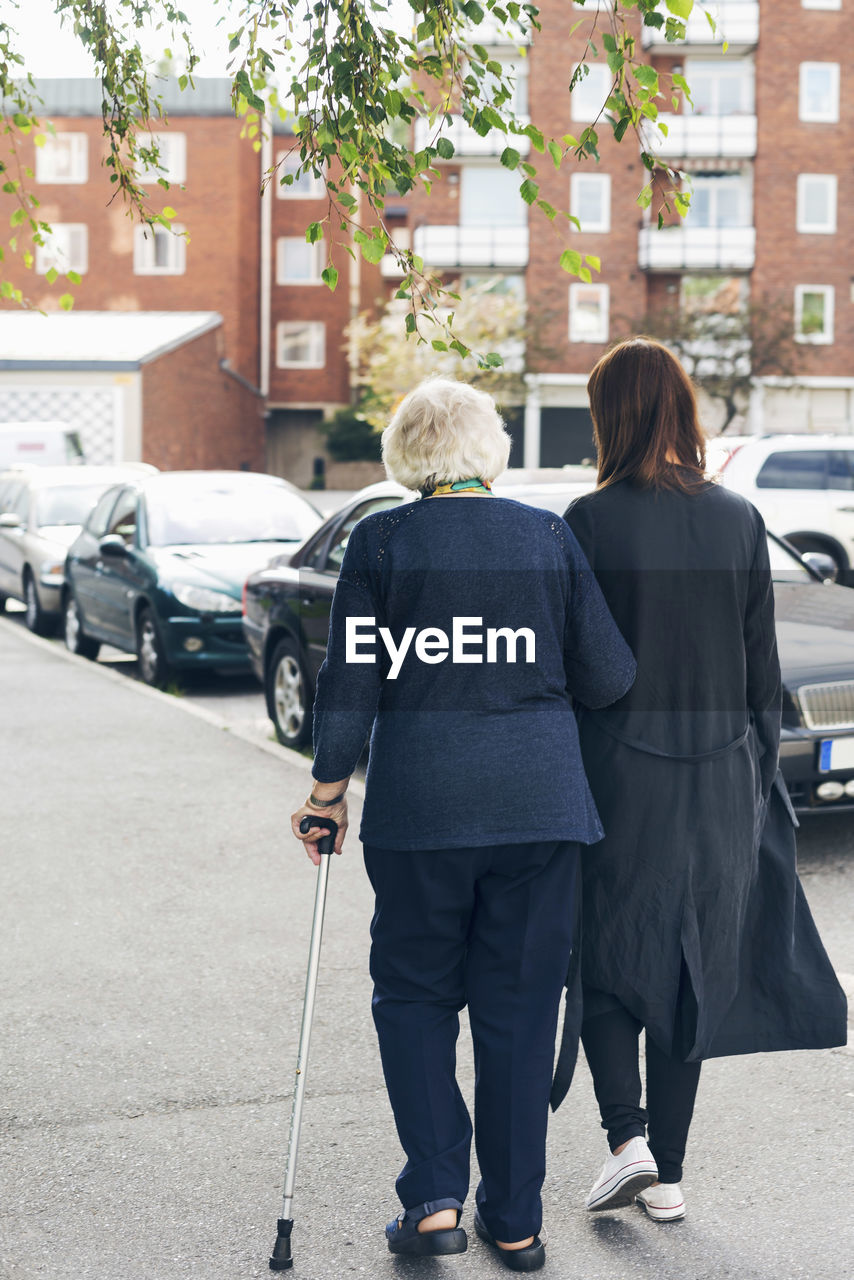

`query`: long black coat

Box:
[551,477,847,1107]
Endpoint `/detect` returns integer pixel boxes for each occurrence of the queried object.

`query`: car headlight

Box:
[172,582,242,614]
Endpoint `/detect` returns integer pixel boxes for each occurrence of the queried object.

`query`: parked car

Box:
[717,435,854,582]
[0,421,85,467]
[63,470,323,685]
[244,484,854,814]
[0,464,156,633]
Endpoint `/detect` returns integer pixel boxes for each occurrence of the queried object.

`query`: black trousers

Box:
[581,1002,701,1185]
[363,839,578,1243]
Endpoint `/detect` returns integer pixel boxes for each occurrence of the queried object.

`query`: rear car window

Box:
[756,451,829,490]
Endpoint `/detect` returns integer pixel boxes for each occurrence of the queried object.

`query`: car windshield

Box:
[768,535,813,583]
[35,484,112,527]
[145,479,322,547]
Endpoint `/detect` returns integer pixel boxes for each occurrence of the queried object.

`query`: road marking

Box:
[0,615,366,798]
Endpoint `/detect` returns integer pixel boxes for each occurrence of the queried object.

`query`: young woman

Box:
[556,337,847,1222]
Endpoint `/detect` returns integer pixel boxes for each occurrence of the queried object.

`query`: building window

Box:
[798,63,840,122]
[460,165,526,227]
[794,285,834,343]
[481,57,529,116]
[276,153,324,198]
[801,0,841,9]
[276,321,326,367]
[35,224,88,275]
[681,275,747,316]
[276,238,324,284]
[35,133,88,184]
[133,224,187,275]
[137,132,187,183]
[685,173,752,227]
[685,58,755,116]
[570,173,611,233]
[569,283,609,343]
[461,273,526,300]
[796,174,837,233]
[570,62,612,123]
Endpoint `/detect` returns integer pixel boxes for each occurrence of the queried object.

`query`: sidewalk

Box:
[1,618,851,1279]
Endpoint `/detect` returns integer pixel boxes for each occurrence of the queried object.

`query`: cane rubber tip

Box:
[269,1219,294,1270]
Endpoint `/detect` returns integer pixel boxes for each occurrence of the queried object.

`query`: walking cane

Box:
[269,814,339,1271]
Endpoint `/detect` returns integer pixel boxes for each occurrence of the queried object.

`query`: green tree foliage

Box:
[0,0,710,349]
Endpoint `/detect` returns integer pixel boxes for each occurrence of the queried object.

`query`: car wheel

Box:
[23,570,56,637]
[0,593,7,613]
[63,591,100,661]
[137,605,171,688]
[268,637,313,749]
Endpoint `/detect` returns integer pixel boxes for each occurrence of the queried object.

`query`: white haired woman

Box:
[291,377,636,1271]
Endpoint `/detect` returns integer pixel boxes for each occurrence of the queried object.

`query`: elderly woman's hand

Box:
[291,779,350,866]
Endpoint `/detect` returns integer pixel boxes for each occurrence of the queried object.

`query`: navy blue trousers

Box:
[363,839,578,1243]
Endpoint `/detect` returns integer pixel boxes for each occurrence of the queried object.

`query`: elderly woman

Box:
[292,377,635,1270]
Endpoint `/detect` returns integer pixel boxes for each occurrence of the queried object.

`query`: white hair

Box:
[381,377,511,493]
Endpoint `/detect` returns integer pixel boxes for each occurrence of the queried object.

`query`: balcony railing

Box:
[413,224,530,269]
[462,14,531,45]
[642,113,757,159]
[414,115,531,159]
[638,225,756,271]
[641,2,759,51]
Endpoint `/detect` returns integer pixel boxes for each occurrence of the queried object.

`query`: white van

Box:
[0,422,86,468]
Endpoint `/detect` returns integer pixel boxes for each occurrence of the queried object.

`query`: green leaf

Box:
[162,206,176,220]
[306,222,324,244]
[66,270,81,285]
[547,139,562,169]
[45,267,58,285]
[500,146,521,170]
[359,236,387,265]
[463,0,485,21]
[519,178,539,205]
[405,312,416,334]
[666,0,694,17]
[537,199,557,221]
[523,123,546,153]
[613,116,630,142]
[34,134,46,148]
[559,249,583,276]
[59,293,74,311]
[585,255,601,273]
[633,64,659,91]
[436,136,455,160]
[431,339,449,352]
[637,183,653,209]
[321,265,339,290]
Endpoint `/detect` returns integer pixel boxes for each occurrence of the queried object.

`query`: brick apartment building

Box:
[1,2,851,476]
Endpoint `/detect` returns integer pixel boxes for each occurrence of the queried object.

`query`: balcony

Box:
[414,115,531,159]
[413,224,529,269]
[462,14,531,45]
[641,2,759,52]
[638,225,755,271]
[642,113,757,160]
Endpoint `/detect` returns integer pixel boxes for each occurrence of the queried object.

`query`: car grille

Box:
[798,681,854,731]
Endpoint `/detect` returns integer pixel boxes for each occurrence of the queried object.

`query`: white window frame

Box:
[685,172,752,228]
[801,0,841,9]
[34,224,89,275]
[570,172,611,233]
[133,223,187,276]
[35,132,88,184]
[136,131,187,183]
[796,174,837,234]
[275,321,326,368]
[570,62,612,123]
[276,152,324,199]
[798,62,840,123]
[684,58,755,117]
[569,282,610,344]
[276,237,325,285]
[794,284,834,344]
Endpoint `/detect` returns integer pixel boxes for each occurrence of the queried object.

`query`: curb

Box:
[0,614,366,799]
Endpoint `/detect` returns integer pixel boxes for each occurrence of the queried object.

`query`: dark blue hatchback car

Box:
[63,470,321,685]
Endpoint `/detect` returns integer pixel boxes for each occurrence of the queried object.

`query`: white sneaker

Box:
[636,1182,685,1221]
[585,1137,658,1211]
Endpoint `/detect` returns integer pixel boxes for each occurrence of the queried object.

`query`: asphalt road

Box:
[1,616,852,1280]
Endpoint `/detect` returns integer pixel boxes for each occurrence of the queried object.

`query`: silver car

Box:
[0,464,156,634]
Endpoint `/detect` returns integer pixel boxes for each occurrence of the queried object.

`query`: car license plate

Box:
[819,737,854,773]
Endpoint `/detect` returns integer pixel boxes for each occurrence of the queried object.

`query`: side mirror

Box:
[99,534,128,558]
[802,552,838,584]
[0,512,22,530]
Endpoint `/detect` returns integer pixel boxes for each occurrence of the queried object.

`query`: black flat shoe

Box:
[473,1209,545,1272]
[386,1209,467,1256]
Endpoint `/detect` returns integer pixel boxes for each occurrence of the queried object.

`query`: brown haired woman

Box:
[554,336,846,1222]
